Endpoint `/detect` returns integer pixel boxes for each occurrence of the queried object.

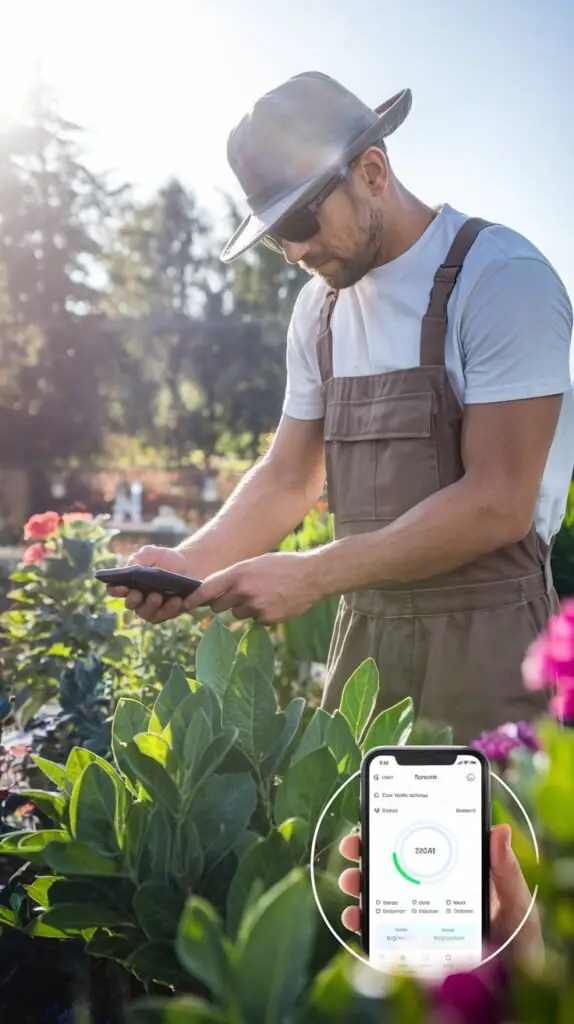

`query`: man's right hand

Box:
[107,545,194,624]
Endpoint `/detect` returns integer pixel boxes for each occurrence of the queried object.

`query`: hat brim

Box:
[221,87,412,264]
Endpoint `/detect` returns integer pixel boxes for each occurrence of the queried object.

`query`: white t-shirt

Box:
[283,203,574,544]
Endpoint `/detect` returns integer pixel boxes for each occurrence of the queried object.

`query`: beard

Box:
[301,199,384,290]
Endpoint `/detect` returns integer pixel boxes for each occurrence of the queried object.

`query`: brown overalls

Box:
[319,217,556,743]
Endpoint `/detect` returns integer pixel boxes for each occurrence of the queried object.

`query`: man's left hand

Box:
[183,551,323,623]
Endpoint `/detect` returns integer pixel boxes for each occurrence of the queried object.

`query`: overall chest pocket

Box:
[323,392,440,523]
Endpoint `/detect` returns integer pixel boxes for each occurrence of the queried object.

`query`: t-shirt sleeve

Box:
[282,285,326,420]
[460,257,573,404]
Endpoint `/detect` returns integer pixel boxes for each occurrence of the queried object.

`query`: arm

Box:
[314,254,572,593]
[176,413,326,576]
[314,393,563,593]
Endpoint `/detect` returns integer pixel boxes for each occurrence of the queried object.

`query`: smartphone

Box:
[360,745,490,976]
[94,565,203,601]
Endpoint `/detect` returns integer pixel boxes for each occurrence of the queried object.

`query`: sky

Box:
[0,0,573,300]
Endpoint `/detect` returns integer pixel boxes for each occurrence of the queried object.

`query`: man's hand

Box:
[338,824,543,966]
[184,551,323,624]
[106,545,193,625]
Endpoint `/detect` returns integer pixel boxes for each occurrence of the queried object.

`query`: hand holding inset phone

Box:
[338,823,543,967]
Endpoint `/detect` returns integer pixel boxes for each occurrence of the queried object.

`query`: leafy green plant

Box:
[551,482,574,598]
[0,620,418,995]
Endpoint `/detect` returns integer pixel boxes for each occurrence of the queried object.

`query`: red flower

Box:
[23,511,61,540]
[22,542,46,565]
[62,512,93,523]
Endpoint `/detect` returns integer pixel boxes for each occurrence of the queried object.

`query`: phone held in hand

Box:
[360,745,491,976]
[94,564,203,601]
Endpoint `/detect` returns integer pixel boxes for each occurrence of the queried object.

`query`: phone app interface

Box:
[367,753,485,974]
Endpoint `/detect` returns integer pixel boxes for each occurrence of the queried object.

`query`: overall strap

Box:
[420,217,493,366]
[316,288,339,383]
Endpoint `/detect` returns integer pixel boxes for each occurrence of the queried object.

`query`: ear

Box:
[356,146,388,195]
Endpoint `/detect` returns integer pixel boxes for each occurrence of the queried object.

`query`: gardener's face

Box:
[283,149,388,290]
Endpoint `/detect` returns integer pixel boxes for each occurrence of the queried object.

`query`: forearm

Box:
[177,458,319,575]
[312,476,529,595]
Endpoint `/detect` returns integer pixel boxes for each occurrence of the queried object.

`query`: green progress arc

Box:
[392,851,420,884]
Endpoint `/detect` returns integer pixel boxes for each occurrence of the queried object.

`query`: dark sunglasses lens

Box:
[276,207,319,244]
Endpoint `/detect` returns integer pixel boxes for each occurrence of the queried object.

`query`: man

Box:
[111,72,573,742]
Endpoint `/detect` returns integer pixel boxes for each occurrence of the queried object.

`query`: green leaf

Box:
[325,712,361,774]
[226,831,294,937]
[173,817,204,887]
[64,748,97,796]
[236,869,316,1024]
[292,708,331,764]
[125,801,150,879]
[0,829,70,859]
[140,805,174,885]
[61,536,93,573]
[86,930,139,964]
[126,996,229,1023]
[128,942,186,986]
[238,624,276,683]
[24,875,59,908]
[19,789,66,823]
[183,728,239,810]
[222,662,282,764]
[275,747,339,828]
[0,906,18,927]
[42,840,122,876]
[150,663,194,733]
[193,773,257,872]
[112,698,152,787]
[69,762,120,855]
[361,696,414,751]
[176,898,233,1004]
[195,617,240,702]
[182,711,213,777]
[41,902,130,931]
[169,690,213,759]
[260,697,305,778]
[408,720,453,746]
[30,755,66,790]
[277,817,309,863]
[125,741,180,815]
[134,732,177,777]
[339,659,379,742]
[134,881,185,943]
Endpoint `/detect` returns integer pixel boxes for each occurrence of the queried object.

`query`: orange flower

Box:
[62,511,93,523]
[24,511,61,540]
[22,542,46,565]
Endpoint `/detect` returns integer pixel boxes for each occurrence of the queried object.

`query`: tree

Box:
[0,83,126,469]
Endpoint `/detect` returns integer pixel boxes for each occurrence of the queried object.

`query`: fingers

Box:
[339,832,360,862]
[339,867,360,897]
[490,824,543,964]
[342,905,360,934]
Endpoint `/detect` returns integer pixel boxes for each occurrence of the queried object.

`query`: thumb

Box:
[490,824,542,963]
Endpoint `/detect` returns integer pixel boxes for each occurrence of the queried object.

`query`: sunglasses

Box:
[262,163,351,253]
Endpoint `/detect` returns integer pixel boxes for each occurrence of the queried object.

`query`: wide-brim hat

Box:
[221,72,412,264]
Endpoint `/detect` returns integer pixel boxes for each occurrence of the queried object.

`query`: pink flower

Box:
[23,511,61,540]
[551,687,574,721]
[22,542,46,565]
[62,511,93,523]
[522,602,574,690]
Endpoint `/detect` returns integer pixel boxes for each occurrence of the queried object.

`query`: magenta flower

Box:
[522,600,574,691]
[471,721,540,769]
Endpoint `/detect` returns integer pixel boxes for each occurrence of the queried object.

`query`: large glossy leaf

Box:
[407,720,453,746]
[260,697,305,778]
[183,728,239,811]
[112,698,152,787]
[127,941,186,987]
[0,829,70,858]
[275,747,339,829]
[291,708,331,765]
[42,840,123,876]
[325,712,361,774]
[19,789,66,824]
[125,741,180,815]
[70,762,120,855]
[222,664,283,764]
[125,801,150,879]
[126,996,229,1023]
[168,690,213,760]
[192,773,257,872]
[134,732,177,779]
[176,898,234,1004]
[134,881,185,943]
[235,869,316,1024]
[30,755,66,790]
[24,876,59,908]
[172,817,204,888]
[150,664,194,733]
[361,696,414,751]
[41,902,129,931]
[339,659,379,742]
[181,711,213,777]
[226,831,294,937]
[195,617,240,702]
[140,805,175,886]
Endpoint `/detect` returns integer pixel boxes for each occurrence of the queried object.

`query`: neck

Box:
[375,180,438,265]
